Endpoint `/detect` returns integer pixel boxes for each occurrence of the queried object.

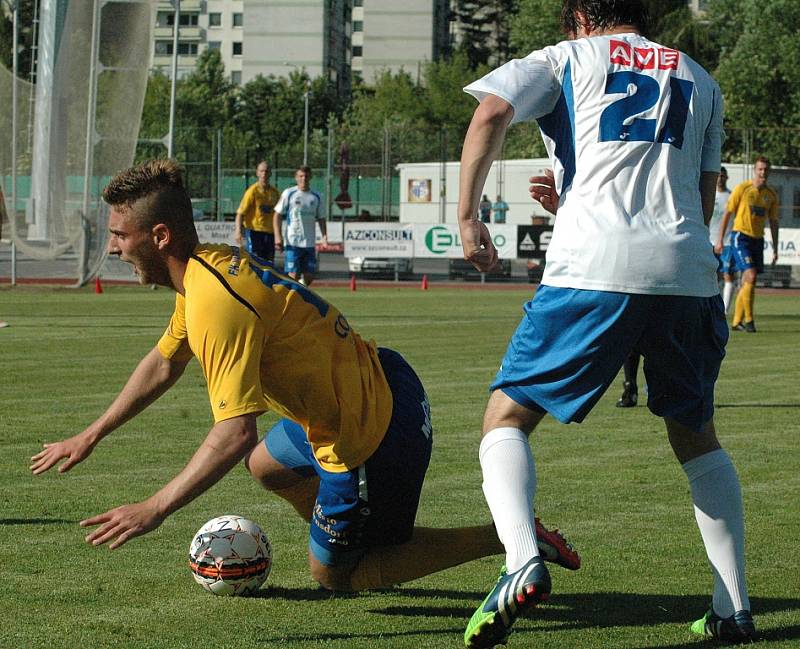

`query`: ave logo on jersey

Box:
[609,40,679,70]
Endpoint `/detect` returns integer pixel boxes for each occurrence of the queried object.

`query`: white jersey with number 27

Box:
[465,33,723,296]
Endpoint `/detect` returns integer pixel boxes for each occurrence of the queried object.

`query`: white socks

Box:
[722,281,736,315]
[682,449,750,616]
[479,427,539,573]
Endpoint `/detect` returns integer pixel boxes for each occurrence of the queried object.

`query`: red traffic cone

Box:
[421,274,428,290]
[349,274,357,291]
[94,276,103,294]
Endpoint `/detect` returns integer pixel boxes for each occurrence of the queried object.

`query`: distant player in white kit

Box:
[709,166,736,313]
[274,166,327,286]
[457,1,755,647]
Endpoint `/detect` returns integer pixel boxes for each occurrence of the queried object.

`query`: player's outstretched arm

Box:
[81,413,259,549]
[30,346,189,475]
[458,94,513,272]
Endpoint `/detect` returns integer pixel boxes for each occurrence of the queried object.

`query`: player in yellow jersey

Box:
[235,160,280,262]
[716,156,780,332]
[30,159,580,593]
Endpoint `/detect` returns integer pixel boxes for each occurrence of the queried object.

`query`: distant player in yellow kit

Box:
[30,160,580,595]
[235,160,280,262]
[716,156,780,332]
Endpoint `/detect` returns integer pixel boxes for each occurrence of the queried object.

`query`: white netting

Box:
[0,0,152,282]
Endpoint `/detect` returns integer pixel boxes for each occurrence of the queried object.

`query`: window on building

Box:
[233,41,243,56]
[155,41,172,56]
[233,12,243,27]
[178,13,198,26]
[177,42,198,56]
[208,12,222,27]
[353,0,363,5]
[156,12,172,27]
[353,20,363,32]
[231,71,242,85]
[352,45,363,57]
[207,41,221,51]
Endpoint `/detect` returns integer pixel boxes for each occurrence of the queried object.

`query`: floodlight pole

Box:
[303,80,310,166]
[167,0,181,158]
[284,62,310,166]
[79,0,101,285]
[3,0,18,284]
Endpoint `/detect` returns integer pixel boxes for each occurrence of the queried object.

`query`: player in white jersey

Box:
[457,1,754,647]
[274,166,327,286]
[708,167,736,313]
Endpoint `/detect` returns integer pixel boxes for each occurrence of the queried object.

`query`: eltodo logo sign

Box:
[424,226,506,254]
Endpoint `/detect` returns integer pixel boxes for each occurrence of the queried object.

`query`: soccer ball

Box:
[188,515,272,596]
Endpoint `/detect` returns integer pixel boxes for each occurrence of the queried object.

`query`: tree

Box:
[452,0,518,67]
[178,49,236,133]
[510,0,563,56]
[424,51,487,131]
[712,0,800,164]
[0,0,36,78]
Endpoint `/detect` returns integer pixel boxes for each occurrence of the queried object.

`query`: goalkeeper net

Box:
[0,0,152,284]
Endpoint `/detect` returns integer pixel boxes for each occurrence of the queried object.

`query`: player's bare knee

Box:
[666,418,720,464]
[310,560,355,592]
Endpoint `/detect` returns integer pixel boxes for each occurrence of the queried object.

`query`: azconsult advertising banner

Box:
[413,223,517,259]
[344,222,414,257]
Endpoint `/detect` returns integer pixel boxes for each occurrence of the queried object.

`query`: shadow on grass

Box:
[716,403,800,408]
[253,588,800,645]
[0,517,73,525]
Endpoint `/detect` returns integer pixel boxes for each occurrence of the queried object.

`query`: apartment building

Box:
[151,1,245,83]
[351,0,450,83]
[150,1,451,91]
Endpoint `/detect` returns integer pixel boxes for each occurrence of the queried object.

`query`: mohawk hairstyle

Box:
[561,0,649,37]
[103,158,198,258]
[103,158,186,208]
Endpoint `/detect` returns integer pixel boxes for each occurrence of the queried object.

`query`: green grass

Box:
[1,285,799,648]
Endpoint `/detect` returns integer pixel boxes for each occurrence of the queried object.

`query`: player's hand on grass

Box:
[81,500,164,549]
[30,433,97,475]
[461,219,499,272]
[529,169,559,215]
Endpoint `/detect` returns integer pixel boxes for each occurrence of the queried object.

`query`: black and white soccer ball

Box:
[188,515,272,596]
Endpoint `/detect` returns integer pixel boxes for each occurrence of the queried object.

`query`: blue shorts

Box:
[265,348,432,566]
[716,245,737,275]
[731,232,764,274]
[244,229,275,263]
[491,285,728,432]
[284,246,317,275]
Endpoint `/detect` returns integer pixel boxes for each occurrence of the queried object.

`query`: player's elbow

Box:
[474,95,514,129]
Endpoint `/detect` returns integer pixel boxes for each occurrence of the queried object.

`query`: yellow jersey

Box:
[157,244,393,472]
[727,180,779,239]
[237,183,280,233]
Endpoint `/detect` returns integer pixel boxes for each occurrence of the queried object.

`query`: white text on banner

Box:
[344,222,414,257]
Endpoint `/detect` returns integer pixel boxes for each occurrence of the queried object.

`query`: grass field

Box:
[1,285,799,648]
